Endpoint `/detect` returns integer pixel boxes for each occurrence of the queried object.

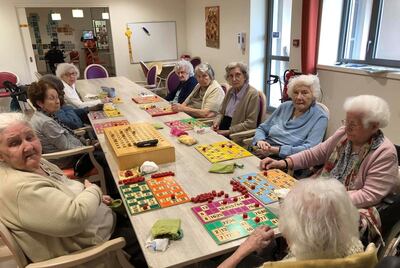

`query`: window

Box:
[266,0,292,109]
[338,0,400,67]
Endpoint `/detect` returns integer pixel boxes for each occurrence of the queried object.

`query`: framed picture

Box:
[93,20,109,50]
[205,6,220,49]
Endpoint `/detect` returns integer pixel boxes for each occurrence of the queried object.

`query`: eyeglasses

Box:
[341,119,363,129]
[65,72,78,77]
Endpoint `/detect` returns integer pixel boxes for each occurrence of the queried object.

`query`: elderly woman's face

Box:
[292,85,314,112]
[196,71,212,88]
[176,67,190,82]
[62,68,78,86]
[0,123,42,172]
[227,67,245,89]
[344,111,378,145]
[37,88,60,114]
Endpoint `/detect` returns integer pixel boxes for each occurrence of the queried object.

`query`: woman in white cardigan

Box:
[56,63,102,109]
[172,63,225,118]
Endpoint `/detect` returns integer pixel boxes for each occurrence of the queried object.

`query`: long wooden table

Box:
[76,76,279,268]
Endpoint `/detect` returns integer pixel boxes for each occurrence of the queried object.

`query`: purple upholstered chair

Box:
[190,57,201,70]
[135,65,158,90]
[166,71,180,94]
[139,61,149,78]
[84,64,109,79]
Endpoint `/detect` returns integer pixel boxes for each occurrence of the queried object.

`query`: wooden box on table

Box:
[104,122,175,169]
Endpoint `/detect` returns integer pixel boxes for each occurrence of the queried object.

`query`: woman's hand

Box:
[89,103,104,111]
[171,103,184,113]
[260,157,286,170]
[217,129,230,137]
[212,121,219,131]
[218,226,274,268]
[257,140,271,151]
[102,195,112,205]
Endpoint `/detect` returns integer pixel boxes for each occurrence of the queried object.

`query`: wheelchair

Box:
[377,145,400,259]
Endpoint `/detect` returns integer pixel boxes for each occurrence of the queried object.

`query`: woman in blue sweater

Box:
[253,74,328,159]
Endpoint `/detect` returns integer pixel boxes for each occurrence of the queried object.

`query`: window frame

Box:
[337,0,400,68]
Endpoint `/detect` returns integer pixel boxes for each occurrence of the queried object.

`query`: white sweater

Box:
[62,81,101,108]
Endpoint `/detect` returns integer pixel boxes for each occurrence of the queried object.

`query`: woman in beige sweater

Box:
[213,62,260,137]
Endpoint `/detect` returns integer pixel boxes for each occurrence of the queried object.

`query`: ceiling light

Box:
[72,9,84,18]
[102,12,109,20]
[51,13,61,21]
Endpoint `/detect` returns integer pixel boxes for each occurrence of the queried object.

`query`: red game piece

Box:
[233,197,238,202]
[220,190,224,195]
[221,144,225,148]
[202,147,207,152]
[171,194,176,199]
[245,193,249,198]
[247,176,252,180]
[224,193,229,198]
[263,171,268,176]
[222,199,228,204]
[251,185,256,190]
[254,217,260,223]
[142,204,148,210]
[124,170,133,177]
[208,200,212,203]
[243,212,248,219]
[254,203,260,207]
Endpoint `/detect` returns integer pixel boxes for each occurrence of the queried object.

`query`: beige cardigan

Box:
[0,159,117,266]
[183,79,225,112]
[215,85,260,133]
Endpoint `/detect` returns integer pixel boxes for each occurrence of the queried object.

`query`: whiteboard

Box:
[127,21,178,63]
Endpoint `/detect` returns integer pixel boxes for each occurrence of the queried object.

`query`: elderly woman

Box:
[213,62,259,137]
[261,95,398,242]
[253,74,328,158]
[165,59,198,104]
[40,74,90,129]
[219,178,366,268]
[0,113,114,264]
[56,63,102,109]
[171,63,225,118]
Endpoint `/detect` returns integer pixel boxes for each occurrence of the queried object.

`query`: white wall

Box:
[318,67,400,144]
[185,0,250,84]
[0,0,187,84]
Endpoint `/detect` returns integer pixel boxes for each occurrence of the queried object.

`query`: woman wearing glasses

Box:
[56,63,102,109]
[213,62,260,137]
[261,95,398,243]
[171,63,225,118]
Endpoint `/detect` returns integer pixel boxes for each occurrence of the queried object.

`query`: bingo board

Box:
[89,110,124,120]
[118,167,141,182]
[204,207,278,244]
[104,123,175,169]
[94,120,129,134]
[144,105,177,117]
[132,95,163,104]
[165,118,207,131]
[120,182,161,215]
[195,141,252,163]
[147,175,190,207]
[235,170,297,205]
[191,194,264,224]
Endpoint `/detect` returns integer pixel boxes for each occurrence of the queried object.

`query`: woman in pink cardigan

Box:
[260,95,399,242]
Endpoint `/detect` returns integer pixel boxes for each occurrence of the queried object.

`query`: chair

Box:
[229,90,267,145]
[135,65,158,90]
[84,64,109,80]
[42,145,107,194]
[139,61,149,78]
[166,71,180,94]
[190,57,201,70]
[0,219,133,268]
[261,243,377,268]
[0,71,19,89]
[220,83,231,94]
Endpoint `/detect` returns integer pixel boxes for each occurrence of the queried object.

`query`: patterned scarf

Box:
[320,129,385,190]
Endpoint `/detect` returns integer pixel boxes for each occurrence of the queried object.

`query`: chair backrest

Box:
[281,69,302,102]
[220,83,231,94]
[0,71,19,89]
[0,219,29,267]
[84,64,109,79]
[262,243,377,268]
[166,71,180,93]
[190,57,201,69]
[316,102,330,119]
[257,90,267,126]
[147,65,158,86]
[139,61,149,78]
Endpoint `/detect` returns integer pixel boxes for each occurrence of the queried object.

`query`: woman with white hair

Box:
[213,62,260,137]
[218,178,365,268]
[253,74,328,158]
[56,63,102,109]
[171,63,225,118]
[165,59,197,104]
[261,95,398,242]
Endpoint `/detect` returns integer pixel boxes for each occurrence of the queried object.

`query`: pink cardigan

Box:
[289,127,399,208]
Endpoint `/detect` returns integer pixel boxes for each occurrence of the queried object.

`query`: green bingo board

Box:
[120,182,161,215]
[204,207,278,244]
